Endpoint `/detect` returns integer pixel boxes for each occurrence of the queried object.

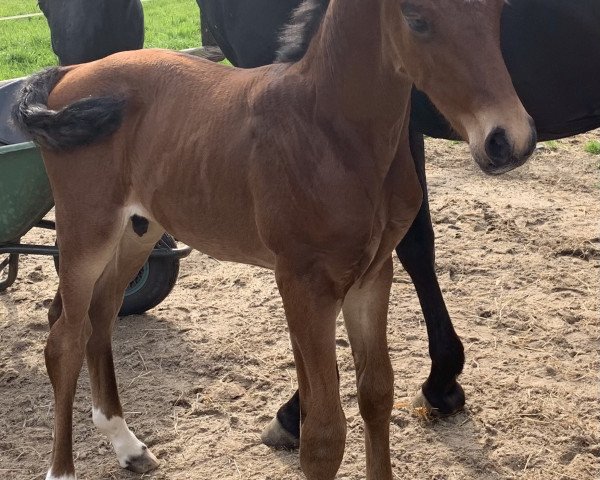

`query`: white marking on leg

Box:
[92,408,147,467]
[45,471,77,480]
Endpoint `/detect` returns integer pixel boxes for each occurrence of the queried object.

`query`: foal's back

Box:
[45,49,387,267]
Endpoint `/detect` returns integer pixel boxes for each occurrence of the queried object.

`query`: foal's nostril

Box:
[484,127,511,166]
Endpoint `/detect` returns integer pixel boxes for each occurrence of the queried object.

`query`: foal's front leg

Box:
[342,258,394,480]
[275,258,346,480]
[261,128,465,449]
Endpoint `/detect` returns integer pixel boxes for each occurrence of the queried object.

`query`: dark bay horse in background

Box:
[1,0,144,145]
[15,0,535,478]
[37,0,144,65]
[196,0,302,67]
[198,0,600,142]
[198,0,600,448]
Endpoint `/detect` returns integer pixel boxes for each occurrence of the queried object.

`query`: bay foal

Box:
[15,0,536,478]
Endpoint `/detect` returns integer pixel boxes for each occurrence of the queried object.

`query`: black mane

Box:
[276,0,330,63]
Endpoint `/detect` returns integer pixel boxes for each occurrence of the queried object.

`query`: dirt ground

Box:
[1,131,598,480]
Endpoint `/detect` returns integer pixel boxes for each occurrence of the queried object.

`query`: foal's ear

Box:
[400,2,431,37]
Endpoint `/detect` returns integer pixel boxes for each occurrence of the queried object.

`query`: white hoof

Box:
[92,408,159,473]
[46,471,76,480]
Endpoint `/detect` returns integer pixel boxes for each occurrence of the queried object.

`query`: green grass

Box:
[543,140,559,151]
[0,16,54,79]
[0,0,203,80]
[0,0,40,17]
[144,0,201,50]
[584,140,600,155]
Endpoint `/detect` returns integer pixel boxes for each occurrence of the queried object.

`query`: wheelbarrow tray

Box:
[0,141,53,244]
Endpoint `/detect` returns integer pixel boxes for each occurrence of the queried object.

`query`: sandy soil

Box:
[1,131,598,480]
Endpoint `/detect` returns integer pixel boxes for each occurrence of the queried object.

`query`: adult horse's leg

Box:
[275,257,346,480]
[342,258,394,480]
[86,225,162,473]
[396,127,465,414]
[261,391,301,448]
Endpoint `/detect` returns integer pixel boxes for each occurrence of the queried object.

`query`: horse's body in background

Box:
[411,0,600,141]
[37,0,144,66]
[196,0,302,67]
[199,0,600,141]
[1,1,144,145]
[197,0,600,447]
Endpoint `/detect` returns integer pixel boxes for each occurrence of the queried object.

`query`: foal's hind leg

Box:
[44,223,121,479]
[86,222,162,473]
[342,258,394,480]
[275,257,346,480]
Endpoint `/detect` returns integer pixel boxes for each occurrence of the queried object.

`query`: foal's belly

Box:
[179,230,276,270]
[147,192,277,270]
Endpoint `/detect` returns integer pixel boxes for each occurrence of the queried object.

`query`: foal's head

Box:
[391,0,536,174]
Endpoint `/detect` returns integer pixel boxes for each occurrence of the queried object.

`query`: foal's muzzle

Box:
[477,117,537,175]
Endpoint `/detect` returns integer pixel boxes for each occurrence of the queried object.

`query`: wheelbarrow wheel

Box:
[119,234,180,316]
[54,234,180,316]
[0,253,20,291]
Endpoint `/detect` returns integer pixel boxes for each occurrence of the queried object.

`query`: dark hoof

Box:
[124,446,159,474]
[261,417,300,450]
[413,383,465,417]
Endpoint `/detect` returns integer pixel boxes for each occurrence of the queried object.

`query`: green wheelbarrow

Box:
[0,141,192,315]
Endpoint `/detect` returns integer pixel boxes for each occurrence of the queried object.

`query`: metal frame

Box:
[0,219,192,291]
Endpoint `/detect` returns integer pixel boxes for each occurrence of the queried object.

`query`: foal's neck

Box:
[294,0,412,136]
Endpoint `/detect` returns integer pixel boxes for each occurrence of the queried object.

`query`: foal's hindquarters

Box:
[43,142,166,478]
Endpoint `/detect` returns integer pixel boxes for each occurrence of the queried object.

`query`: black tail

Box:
[13,67,126,150]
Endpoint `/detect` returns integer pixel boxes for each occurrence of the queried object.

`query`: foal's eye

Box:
[405,16,429,34]
[400,2,430,35]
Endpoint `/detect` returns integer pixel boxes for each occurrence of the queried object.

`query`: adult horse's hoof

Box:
[260,417,300,449]
[412,383,465,417]
[124,446,159,474]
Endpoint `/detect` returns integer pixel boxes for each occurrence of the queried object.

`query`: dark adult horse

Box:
[198,0,600,448]
[1,0,144,145]
[37,0,144,65]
